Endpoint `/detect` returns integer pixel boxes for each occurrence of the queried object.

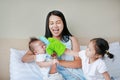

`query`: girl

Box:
[79,38,114,80]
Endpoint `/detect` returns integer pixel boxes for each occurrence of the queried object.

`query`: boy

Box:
[29,37,64,80]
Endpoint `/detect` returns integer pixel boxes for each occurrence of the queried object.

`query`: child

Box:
[78,38,114,80]
[29,37,64,80]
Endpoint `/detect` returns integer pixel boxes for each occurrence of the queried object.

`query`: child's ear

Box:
[98,54,102,58]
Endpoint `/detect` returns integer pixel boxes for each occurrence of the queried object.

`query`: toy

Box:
[39,36,66,57]
[39,36,50,45]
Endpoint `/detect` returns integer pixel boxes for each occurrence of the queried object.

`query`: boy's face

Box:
[31,40,46,54]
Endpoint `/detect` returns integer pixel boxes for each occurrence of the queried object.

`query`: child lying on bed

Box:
[29,37,64,80]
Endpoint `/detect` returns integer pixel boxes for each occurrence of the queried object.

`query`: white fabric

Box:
[80,45,87,50]
[105,42,120,79]
[61,39,74,61]
[49,72,64,80]
[10,48,43,80]
[79,50,107,80]
[36,54,46,62]
[35,54,50,79]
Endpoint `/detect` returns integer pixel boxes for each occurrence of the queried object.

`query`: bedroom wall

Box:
[0,0,120,40]
[0,0,120,80]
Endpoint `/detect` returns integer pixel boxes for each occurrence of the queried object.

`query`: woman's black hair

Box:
[91,38,114,59]
[45,10,72,42]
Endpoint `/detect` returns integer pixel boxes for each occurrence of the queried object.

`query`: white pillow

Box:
[80,45,87,50]
[105,42,120,79]
[10,48,43,80]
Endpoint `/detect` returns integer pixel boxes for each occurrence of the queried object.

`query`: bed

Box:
[10,41,120,80]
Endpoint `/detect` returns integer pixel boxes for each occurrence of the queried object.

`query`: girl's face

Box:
[49,15,64,38]
[86,41,97,58]
[31,41,46,54]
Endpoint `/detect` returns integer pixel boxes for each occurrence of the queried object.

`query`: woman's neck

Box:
[53,36,61,40]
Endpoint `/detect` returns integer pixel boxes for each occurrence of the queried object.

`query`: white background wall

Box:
[0,0,120,39]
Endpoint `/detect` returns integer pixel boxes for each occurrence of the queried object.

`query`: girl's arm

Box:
[102,71,111,80]
[59,36,82,68]
[22,50,35,63]
[64,49,79,57]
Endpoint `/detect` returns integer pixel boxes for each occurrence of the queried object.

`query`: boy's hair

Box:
[29,37,40,52]
[90,38,114,59]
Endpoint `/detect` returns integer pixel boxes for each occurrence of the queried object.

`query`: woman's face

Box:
[49,15,64,38]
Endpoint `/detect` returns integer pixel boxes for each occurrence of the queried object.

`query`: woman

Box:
[22,10,85,80]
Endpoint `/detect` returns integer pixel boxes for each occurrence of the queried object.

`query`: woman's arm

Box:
[102,71,111,80]
[49,64,57,74]
[22,50,35,63]
[71,36,80,51]
[59,36,82,68]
